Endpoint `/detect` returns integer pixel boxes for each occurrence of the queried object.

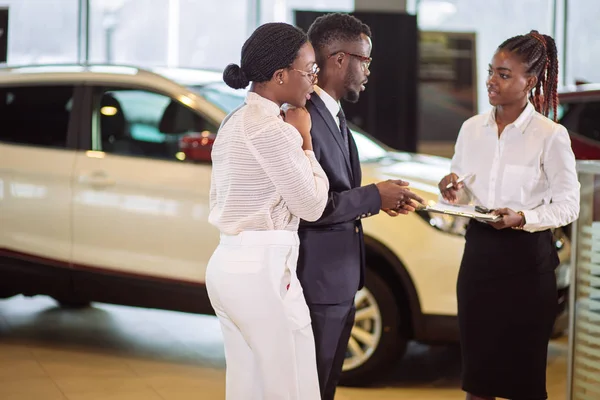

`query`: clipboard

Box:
[420,203,502,222]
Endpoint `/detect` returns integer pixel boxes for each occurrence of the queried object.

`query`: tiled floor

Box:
[0,296,568,399]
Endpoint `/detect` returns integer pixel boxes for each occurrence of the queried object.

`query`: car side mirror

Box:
[179,132,215,163]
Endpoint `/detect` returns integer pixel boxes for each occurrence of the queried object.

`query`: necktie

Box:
[337,108,351,156]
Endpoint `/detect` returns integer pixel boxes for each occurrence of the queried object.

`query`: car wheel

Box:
[340,267,408,386]
[53,297,91,309]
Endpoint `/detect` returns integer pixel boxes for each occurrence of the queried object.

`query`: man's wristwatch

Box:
[512,211,526,230]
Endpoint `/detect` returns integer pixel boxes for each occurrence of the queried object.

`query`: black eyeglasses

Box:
[328,51,372,70]
[289,64,320,84]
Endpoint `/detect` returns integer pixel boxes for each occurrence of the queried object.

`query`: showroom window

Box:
[0,0,79,64]
[566,0,600,84]
[0,85,75,148]
[88,0,249,70]
[2,0,596,95]
[258,0,353,24]
[89,0,169,66]
[94,87,217,161]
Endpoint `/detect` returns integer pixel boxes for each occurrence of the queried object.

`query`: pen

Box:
[445,173,474,189]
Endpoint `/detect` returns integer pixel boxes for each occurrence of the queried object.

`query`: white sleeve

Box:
[450,122,468,177]
[522,125,580,232]
[448,122,472,204]
[245,120,329,222]
[209,167,217,213]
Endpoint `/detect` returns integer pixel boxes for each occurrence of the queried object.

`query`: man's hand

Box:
[376,179,425,215]
[488,208,524,230]
[382,202,417,217]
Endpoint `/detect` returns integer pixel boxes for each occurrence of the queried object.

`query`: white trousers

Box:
[206,230,321,400]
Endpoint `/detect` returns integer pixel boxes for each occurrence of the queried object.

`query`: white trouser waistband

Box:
[219,230,299,246]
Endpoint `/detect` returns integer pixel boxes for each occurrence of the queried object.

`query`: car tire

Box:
[339,267,408,387]
[53,297,91,309]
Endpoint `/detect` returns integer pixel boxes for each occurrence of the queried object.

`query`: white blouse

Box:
[209,92,329,235]
[451,102,580,232]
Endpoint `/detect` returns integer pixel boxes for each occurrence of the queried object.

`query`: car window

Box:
[578,102,600,142]
[0,85,75,148]
[94,88,218,162]
[559,102,579,132]
[549,103,566,122]
[194,83,245,115]
[560,101,600,142]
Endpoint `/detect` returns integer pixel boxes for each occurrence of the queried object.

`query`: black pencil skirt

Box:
[457,221,560,400]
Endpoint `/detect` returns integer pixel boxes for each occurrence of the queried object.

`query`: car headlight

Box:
[416,210,469,236]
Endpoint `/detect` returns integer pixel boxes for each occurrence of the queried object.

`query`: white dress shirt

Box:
[451,101,580,232]
[209,92,329,235]
[314,86,341,129]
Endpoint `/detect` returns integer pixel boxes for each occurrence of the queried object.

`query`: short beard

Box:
[344,89,360,103]
[342,69,361,103]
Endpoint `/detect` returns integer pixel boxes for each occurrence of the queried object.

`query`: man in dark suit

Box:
[297,13,424,400]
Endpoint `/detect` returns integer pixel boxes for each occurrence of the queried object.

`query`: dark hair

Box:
[498,30,560,121]
[307,13,371,63]
[223,22,308,90]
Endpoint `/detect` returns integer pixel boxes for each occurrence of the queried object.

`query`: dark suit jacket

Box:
[297,93,381,305]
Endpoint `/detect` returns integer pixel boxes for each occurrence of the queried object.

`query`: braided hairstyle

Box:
[498,30,560,121]
[223,23,308,90]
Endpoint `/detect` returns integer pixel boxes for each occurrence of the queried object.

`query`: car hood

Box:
[361,151,451,197]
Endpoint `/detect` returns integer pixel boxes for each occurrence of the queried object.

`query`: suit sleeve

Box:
[304,184,381,225]
[302,121,381,226]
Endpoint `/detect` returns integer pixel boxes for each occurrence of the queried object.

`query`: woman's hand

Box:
[438,173,463,203]
[488,208,524,230]
[283,107,312,151]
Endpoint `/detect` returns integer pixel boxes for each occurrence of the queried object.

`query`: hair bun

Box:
[223,63,250,89]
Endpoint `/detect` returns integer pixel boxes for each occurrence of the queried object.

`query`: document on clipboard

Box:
[421,203,502,222]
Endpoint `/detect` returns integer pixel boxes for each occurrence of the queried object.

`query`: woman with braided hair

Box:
[207,22,328,399]
[438,31,580,400]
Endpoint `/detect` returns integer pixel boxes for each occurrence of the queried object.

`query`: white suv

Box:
[0,65,571,385]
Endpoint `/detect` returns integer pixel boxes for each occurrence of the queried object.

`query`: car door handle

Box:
[79,171,116,188]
